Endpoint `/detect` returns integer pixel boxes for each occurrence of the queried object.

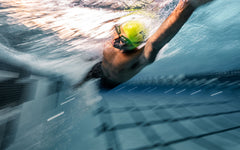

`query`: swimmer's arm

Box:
[143,0,213,63]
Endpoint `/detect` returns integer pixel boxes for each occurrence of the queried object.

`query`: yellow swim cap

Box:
[121,20,147,49]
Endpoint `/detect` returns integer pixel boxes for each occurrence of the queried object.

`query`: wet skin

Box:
[101,28,148,83]
[102,0,193,84]
[74,0,214,88]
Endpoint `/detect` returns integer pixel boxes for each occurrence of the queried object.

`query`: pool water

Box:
[0,0,240,150]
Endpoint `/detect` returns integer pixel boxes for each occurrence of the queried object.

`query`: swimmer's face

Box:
[112,25,136,51]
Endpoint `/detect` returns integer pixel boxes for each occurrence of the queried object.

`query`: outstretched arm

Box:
[143,0,213,63]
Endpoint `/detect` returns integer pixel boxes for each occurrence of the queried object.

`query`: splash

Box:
[0,0,177,85]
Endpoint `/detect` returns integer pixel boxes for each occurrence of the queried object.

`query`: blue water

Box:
[0,0,240,150]
[145,0,240,76]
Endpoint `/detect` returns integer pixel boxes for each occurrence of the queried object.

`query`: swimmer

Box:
[74,0,214,89]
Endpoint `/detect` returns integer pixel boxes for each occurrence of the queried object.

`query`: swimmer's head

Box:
[113,20,147,51]
[122,20,147,48]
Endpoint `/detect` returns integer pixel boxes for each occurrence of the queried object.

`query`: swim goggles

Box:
[113,25,136,50]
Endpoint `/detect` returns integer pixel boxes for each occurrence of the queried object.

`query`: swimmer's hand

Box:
[187,0,214,8]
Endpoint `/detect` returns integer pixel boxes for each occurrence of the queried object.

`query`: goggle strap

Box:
[115,25,121,35]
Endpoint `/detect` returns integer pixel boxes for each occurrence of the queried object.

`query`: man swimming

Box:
[74,0,214,89]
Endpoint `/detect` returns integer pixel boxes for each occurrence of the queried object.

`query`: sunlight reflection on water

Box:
[0,0,177,84]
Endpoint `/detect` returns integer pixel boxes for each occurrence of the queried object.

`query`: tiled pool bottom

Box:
[96,84,240,150]
[1,68,240,150]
